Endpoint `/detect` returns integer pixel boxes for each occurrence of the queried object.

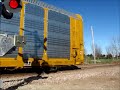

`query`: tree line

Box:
[85,36,120,60]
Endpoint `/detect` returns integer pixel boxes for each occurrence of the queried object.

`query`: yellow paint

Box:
[0,58,17,67]
[70,17,76,65]
[47,58,74,66]
[69,15,84,65]
[0,58,24,67]
[16,2,26,68]
[0,2,84,68]
[42,8,49,61]
[76,14,84,64]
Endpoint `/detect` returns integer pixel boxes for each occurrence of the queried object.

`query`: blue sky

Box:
[41,0,119,54]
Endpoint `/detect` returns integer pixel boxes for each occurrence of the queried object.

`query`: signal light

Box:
[4,0,22,13]
[9,0,19,9]
[1,0,22,19]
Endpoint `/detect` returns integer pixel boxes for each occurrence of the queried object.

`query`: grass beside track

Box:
[85,58,120,64]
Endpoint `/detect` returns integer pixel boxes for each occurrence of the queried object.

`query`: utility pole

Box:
[91,26,96,64]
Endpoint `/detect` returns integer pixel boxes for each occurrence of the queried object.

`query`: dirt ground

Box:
[1,64,120,90]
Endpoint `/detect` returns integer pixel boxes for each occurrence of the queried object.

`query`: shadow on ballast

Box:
[5,75,48,90]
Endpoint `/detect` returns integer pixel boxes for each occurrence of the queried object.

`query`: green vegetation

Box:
[84,55,120,64]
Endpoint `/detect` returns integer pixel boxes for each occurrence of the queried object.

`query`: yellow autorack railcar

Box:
[0,0,84,69]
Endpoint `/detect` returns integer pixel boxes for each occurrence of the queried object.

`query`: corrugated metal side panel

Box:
[0,13,20,57]
[48,10,70,58]
[23,4,44,59]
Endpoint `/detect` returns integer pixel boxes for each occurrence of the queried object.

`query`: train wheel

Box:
[41,62,50,74]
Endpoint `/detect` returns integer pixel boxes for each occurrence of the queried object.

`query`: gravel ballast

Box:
[1,64,120,90]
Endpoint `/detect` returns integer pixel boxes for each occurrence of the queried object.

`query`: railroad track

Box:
[0,63,120,90]
[79,63,120,69]
[1,63,120,77]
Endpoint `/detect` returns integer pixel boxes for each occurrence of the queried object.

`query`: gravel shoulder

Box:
[1,64,120,90]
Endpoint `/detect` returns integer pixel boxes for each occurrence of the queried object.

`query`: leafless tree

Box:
[106,45,115,60]
[94,44,102,59]
[84,48,87,55]
[106,36,120,60]
[117,36,120,58]
[91,44,102,59]
[84,48,88,64]
[112,37,120,59]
